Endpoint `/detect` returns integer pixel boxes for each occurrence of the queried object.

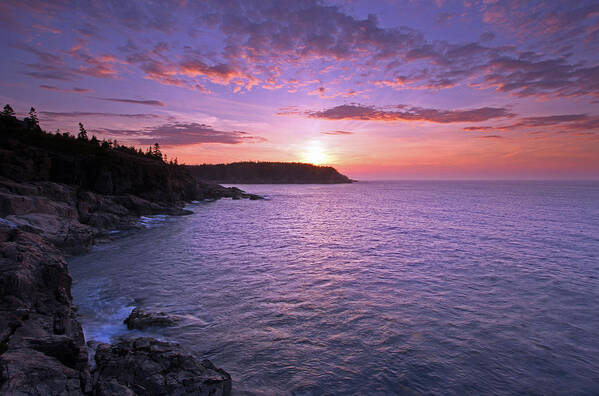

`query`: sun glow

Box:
[302,141,329,165]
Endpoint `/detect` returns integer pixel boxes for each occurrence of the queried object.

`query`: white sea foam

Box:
[138,215,169,228]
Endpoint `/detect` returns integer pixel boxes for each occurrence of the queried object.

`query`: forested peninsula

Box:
[187,162,354,184]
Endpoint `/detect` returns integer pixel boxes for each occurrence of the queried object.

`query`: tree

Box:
[90,135,99,145]
[77,122,89,140]
[1,104,15,118]
[26,107,39,128]
[153,142,162,160]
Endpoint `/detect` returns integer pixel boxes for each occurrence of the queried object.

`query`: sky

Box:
[1,0,598,180]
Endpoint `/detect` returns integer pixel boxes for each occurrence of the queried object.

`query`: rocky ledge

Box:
[0,177,239,395]
[92,338,231,395]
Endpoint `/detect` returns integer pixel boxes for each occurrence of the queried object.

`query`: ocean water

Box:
[70,181,599,395]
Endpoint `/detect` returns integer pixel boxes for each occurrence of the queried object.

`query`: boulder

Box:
[124,308,178,330]
[92,338,232,395]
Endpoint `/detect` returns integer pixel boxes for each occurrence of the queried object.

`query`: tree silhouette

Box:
[77,122,89,140]
[26,107,39,128]
[1,104,15,118]
[153,142,162,160]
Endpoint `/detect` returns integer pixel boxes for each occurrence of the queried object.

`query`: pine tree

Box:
[153,142,162,160]
[1,104,15,118]
[26,107,39,128]
[77,122,89,140]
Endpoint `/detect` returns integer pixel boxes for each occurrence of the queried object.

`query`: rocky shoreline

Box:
[0,177,256,395]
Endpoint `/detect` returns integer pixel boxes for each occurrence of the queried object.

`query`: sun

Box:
[302,141,329,165]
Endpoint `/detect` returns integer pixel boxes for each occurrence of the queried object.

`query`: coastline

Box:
[0,177,258,395]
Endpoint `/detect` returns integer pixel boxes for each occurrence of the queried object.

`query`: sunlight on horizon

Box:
[302,141,330,165]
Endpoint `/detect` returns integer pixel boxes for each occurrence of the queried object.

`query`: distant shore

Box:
[186,162,353,184]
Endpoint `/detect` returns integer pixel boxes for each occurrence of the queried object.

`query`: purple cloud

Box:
[99,122,265,146]
[40,85,93,93]
[321,130,355,135]
[464,114,599,134]
[40,111,160,120]
[95,97,166,107]
[297,104,514,123]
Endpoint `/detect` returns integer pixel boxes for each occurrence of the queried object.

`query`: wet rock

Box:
[124,308,179,330]
[92,337,232,396]
[6,213,94,254]
[0,231,90,395]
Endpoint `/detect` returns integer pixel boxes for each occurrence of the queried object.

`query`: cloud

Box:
[67,43,120,78]
[463,113,599,134]
[463,126,496,131]
[321,130,355,135]
[13,40,120,80]
[5,0,599,103]
[477,56,599,100]
[479,32,495,43]
[32,24,61,34]
[40,111,160,120]
[100,122,265,146]
[40,85,93,93]
[436,12,453,24]
[308,87,364,99]
[95,97,166,106]
[12,42,63,65]
[480,1,599,52]
[298,104,514,123]
[179,58,260,92]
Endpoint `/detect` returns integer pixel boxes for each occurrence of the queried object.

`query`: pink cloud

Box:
[299,104,514,123]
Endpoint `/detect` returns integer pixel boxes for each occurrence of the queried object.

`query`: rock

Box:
[0,217,17,242]
[124,308,179,330]
[92,337,231,396]
[6,213,94,254]
[0,231,90,395]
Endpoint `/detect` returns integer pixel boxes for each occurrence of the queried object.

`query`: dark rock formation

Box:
[0,227,232,395]
[0,229,90,394]
[187,161,354,184]
[124,308,178,330]
[92,338,231,396]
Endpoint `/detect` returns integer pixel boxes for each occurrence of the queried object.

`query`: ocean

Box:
[70,181,599,394]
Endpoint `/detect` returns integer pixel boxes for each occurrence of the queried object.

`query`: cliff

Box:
[0,113,239,395]
[186,161,353,184]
